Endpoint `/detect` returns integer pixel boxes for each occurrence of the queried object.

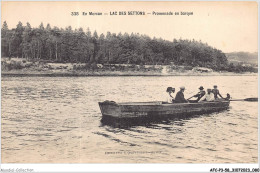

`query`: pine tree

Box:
[11,21,24,57]
[1,21,9,57]
[22,22,32,60]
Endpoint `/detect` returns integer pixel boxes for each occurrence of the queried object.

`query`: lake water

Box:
[1,75,258,163]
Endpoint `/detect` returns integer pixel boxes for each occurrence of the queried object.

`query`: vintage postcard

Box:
[1,0,259,172]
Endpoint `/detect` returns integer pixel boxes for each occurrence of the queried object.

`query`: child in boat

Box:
[166,87,175,103]
[198,89,215,102]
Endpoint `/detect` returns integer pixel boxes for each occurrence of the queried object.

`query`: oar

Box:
[187,93,200,100]
[187,95,195,100]
[230,97,258,102]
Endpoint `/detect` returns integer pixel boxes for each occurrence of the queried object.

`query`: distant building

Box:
[97,64,103,68]
[192,67,213,73]
[241,63,252,67]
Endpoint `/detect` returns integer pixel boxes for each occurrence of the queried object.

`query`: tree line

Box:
[1,21,256,72]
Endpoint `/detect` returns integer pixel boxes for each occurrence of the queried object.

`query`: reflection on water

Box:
[1,76,258,163]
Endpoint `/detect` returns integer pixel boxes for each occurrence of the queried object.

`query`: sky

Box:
[1,1,258,53]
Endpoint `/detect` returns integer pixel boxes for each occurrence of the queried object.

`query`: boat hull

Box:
[98,100,230,119]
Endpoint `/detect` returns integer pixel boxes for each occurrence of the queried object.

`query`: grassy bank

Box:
[1,58,257,77]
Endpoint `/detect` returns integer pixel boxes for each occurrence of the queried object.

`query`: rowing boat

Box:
[98,100,230,119]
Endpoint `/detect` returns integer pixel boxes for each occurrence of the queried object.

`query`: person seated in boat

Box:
[166,87,175,103]
[198,89,215,102]
[212,85,223,99]
[225,93,231,100]
[193,86,206,101]
[175,86,188,103]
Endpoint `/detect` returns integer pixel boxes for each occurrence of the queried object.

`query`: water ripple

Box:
[1,76,258,163]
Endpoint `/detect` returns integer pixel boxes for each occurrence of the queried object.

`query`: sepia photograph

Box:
[1,0,259,171]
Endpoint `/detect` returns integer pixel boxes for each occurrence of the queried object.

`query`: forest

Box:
[1,21,257,73]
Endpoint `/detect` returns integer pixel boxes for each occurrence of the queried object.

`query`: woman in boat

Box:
[175,86,188,103]
[198,88,215,102]
[166,87,175,103]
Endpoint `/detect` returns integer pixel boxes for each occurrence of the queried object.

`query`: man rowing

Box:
[193,86,206,101]
[212,85,223,99]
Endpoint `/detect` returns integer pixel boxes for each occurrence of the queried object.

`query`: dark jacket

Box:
[194,90,206,100]
[175,91,188,103]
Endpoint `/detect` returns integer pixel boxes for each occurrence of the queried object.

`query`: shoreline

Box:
[1,70,257,77]
[1,58,258,77]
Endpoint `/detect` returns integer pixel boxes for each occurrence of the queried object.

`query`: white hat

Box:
[180,86,185,90]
